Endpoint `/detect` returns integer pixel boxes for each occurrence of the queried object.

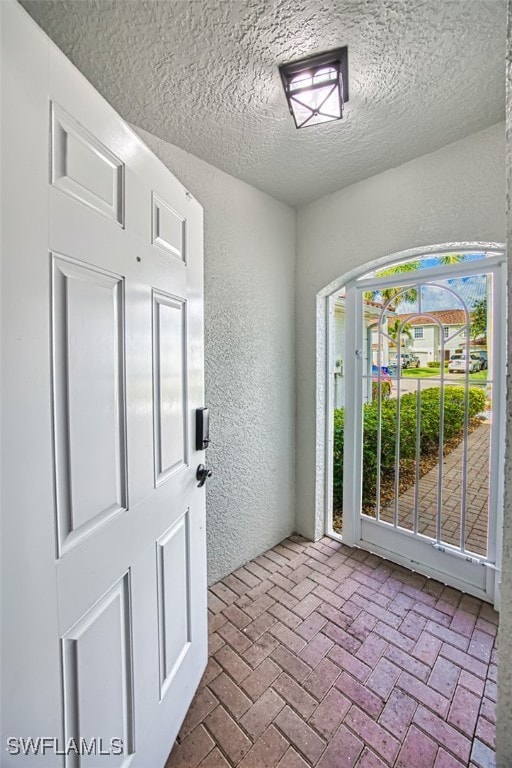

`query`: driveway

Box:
[389,373,486,397]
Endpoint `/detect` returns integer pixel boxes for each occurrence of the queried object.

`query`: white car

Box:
[448,354,481,373]
[389,353,420,369]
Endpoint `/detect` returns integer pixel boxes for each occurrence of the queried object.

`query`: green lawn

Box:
[401,367,439,378]
[468,369,488,381]
[401,366,487,381]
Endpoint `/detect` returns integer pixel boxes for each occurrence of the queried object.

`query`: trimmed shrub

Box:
[333,386,486,509]
[333,408,345,507]
[427,361,441,368]
[372,380,391,400]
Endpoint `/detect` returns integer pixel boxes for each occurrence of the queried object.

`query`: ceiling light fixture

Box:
[279,47,348,129]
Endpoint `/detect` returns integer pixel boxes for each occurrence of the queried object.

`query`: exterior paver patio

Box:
[166,535,498,768]
[379,422,491,556]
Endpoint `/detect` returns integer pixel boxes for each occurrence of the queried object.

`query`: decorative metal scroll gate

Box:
[341,254,505,604]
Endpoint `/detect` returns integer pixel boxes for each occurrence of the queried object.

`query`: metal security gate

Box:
[338,252,505,603]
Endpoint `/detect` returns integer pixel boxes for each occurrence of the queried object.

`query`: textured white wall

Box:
[296,123,506,540]
[497,5,512,763]
[134,127,296,585]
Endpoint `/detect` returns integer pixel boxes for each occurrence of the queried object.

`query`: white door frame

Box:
[318,242,506,607]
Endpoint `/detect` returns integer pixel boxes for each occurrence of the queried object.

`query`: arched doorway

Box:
[320,244,506,606]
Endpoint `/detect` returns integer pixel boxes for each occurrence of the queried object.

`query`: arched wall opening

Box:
[315,242,506,605]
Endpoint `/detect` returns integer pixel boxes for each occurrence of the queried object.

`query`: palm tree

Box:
[364,261,420,308]
[387,318,413,348]
[470,297,487,342]
[365,254,465,308]
[437,253,464,265]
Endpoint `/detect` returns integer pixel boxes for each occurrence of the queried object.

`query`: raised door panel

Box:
[52,255,127,555]
[151,192,185,262]
[156,513,191,698]
[62,574,134,767]
[152,291,187,485]
[51,103,124,226]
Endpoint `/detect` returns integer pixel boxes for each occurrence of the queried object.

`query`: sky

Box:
[373,253,489,313]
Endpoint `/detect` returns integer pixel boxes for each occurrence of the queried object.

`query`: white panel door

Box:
[1,3,207,766]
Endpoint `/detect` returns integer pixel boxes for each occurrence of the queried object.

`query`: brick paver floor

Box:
[166,535,497,768]
[379,422,491,557]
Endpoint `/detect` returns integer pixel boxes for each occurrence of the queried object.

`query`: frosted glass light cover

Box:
[289,83,341,127]
[279,48,348,129]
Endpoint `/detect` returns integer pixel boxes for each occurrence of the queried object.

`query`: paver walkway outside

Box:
[379,422,491,556]
[166,535,497,768]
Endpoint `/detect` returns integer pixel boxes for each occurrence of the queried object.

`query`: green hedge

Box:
[333,386,486,508]
[372,380,391,400]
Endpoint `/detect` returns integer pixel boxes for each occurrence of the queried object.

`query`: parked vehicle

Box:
[471,351,488,370]
[448,353,481,373]
[389,353,420,369]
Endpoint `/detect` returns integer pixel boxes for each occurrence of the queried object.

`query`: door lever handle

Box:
[196,464,212,488]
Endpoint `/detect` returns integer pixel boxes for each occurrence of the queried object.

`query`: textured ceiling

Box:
[21,0,506,206]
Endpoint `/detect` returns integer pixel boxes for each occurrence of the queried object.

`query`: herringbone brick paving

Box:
[379,422,491,556]
[166,536,498,768]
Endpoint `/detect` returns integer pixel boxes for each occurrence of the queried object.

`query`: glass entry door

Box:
[340,253,505,603]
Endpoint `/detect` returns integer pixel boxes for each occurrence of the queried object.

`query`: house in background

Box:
[397,310,468,364]
[333,296,395,406]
